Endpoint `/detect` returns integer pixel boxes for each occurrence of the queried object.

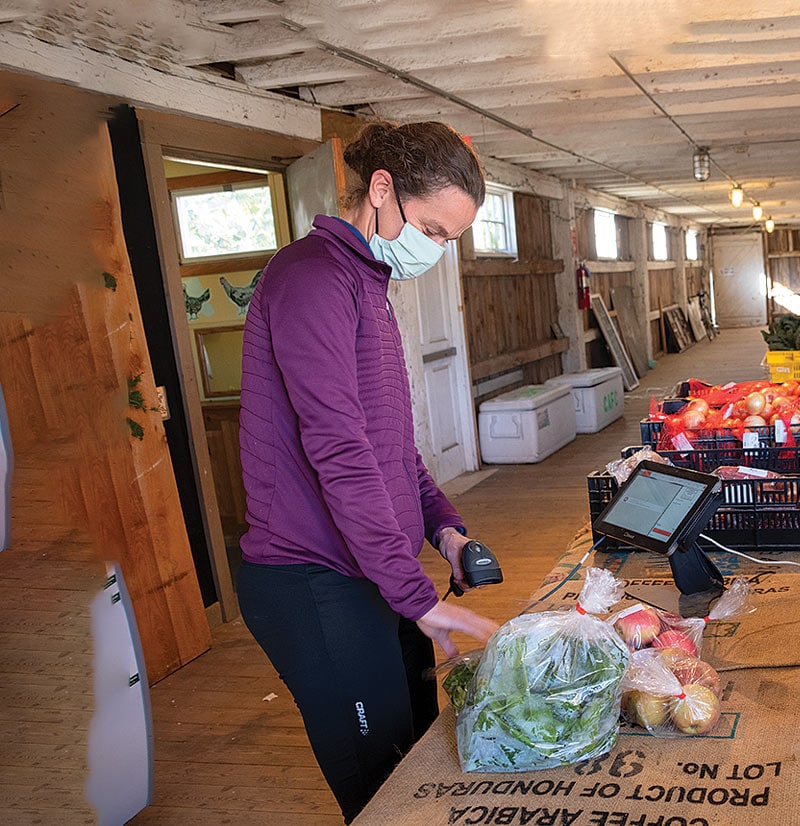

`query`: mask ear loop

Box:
[374,181,406,236]
[393,183,408,224]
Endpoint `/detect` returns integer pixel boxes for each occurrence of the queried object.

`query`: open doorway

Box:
[162,157,291,584]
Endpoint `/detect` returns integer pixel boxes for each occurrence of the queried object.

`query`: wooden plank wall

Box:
[685,264,706,299]
[765,228,800,320]
[770,257,800,293]
[461,193,567,400]
[648,267,678,354]
[0,70,211,685]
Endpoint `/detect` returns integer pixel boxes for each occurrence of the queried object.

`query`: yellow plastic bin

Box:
[765,350,800,382]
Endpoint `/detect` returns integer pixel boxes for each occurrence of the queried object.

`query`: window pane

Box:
[483,192,505,222]
[685,230,698,260]
[175,185,276,260]
[472,189,514,254]
[594,209,618,259]
[652,222,668,261]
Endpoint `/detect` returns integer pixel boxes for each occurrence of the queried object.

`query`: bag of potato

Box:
[620,648,722,736]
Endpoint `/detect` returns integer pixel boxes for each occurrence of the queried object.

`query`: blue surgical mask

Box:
[369,187,445,280]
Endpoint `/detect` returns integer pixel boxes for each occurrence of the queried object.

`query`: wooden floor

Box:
[1,327,770,825]
[0,444,106,826]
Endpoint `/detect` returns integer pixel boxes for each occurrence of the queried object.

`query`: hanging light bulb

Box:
[692,146,711,181]
[752,203,763,221]
[765,217,775,233]
[730,184,744,208]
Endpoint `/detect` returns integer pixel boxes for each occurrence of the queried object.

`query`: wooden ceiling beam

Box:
[236,49,369,88]
[0,29,321,140]
[183,21,317,66]
[192,1,286,26]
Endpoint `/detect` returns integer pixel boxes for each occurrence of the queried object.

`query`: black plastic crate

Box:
[639,420,800,471]
[588,469,800,552]
[639,442,800,474]
[640,418,781,450]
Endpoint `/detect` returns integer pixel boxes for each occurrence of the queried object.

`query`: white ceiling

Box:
[7,0,800,227]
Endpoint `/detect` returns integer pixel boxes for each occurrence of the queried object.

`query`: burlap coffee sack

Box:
[354,664,800,826]
[700,580,800,670]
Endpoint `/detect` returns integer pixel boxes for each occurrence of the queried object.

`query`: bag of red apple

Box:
[620,648,722,737]
[660,576,756,658]
[608,577,755,658]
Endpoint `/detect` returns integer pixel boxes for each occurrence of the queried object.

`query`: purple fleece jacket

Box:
[239,215,465,621]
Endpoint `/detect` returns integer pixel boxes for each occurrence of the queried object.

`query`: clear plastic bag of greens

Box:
[456,567,630,772]
[436,650,483,713]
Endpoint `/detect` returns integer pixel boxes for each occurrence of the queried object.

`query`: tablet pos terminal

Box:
[592,460,726,615]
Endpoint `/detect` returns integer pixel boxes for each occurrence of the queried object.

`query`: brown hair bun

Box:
[343,120,485,208]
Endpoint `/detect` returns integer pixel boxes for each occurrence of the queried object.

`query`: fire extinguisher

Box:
[576,261,591,310]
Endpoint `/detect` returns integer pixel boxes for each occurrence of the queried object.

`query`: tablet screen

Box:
[593,460,721,554]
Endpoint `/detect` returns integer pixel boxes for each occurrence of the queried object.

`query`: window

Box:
[652,222,669,261]
[685,229,699,261]
[172,181,277,263]
[593,209,618,259]
[471,185,517,256]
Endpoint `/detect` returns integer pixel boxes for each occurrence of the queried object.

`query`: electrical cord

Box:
[698,533,800,568]
[519,536,607,614]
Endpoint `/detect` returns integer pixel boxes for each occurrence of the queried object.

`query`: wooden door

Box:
[415,244,479,483]
[712,233,767,328]
[137,108,318,627]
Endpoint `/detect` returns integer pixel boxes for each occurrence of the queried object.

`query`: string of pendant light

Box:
[691,146,774,232]
[610,55,775,233]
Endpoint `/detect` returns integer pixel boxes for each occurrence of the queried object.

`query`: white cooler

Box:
[545,367,624,433]
[478,384,577,463]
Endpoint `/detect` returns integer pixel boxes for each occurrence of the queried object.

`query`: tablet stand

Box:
[627,540,725,618]
[668,540,725,598]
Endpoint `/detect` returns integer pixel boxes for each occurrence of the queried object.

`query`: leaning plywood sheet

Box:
[591,294,639,390]
[687,297,708,341]
[611,285,649,378]
[664,306,694,352]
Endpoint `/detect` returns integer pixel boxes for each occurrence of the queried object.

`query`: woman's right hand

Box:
[416,600,499,659]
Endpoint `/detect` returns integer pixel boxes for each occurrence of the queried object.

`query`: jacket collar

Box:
[311,214,392,281]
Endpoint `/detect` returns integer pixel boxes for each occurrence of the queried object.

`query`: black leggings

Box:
[236,560,438,823]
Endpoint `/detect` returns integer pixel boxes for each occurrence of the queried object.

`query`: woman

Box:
[237,120,499,823]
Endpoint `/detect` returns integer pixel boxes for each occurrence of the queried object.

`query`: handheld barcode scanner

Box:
[592,460,726,617]
[447,540,503,598]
